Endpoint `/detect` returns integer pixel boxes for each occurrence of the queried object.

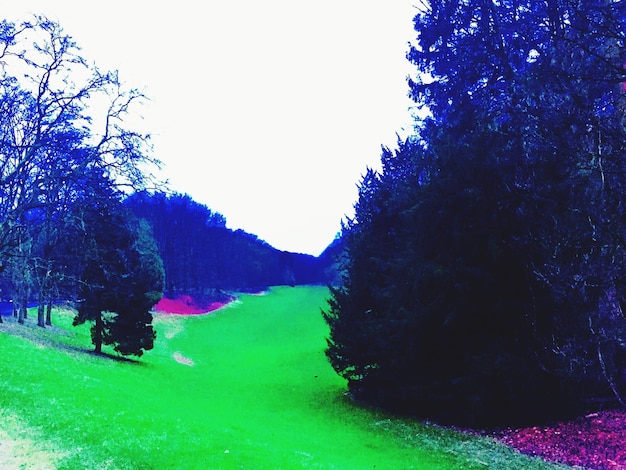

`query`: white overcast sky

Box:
[5,1,418,256]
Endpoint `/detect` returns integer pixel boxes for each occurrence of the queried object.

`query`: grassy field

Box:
[0,285,566,469]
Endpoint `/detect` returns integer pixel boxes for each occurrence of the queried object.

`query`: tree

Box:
[0,15,159,327]
[104,218,164,356]
[325,0,626,426]
[73,183,163,356]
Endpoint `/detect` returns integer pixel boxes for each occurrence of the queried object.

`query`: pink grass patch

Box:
[496,409,626,469]
[153,295,229,315]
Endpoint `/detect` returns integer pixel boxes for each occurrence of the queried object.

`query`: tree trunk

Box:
[94,312,103,354]
[21,290,27,320]
[598,344,625,407]
[37,294,45,328]
[45,300,52,326]
[16,300,24,324]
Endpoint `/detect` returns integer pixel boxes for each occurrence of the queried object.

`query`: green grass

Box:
[0,286,567,469]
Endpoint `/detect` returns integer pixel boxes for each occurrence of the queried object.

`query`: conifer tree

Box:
[73,182,163,356]
[325,0,626,426]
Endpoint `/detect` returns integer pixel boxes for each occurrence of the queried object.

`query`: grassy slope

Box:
[0,286,566,469]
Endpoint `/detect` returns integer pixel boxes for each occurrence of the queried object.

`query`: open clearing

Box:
[0,286,564,469]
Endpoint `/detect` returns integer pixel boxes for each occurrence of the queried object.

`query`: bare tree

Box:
[0,16,160,326]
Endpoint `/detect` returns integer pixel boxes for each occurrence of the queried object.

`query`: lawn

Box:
[0,285,565,469]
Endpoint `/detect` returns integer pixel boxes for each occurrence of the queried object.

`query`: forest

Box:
[324,0,626,427]
[124,191,337,297]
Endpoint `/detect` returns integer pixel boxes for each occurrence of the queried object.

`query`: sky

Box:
[4,1,419,256]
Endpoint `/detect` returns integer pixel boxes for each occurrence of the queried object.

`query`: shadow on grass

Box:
[75,346,143,364]
[0,316,143,365]
[88,349,144,364]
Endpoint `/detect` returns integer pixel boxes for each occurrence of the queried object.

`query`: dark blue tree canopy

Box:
[325,0,626,427]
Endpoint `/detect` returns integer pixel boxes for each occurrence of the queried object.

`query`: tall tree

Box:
[325,0,626,426]
[0,16,159,326]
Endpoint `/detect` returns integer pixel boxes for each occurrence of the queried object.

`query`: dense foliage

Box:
[124,191,332,298]
[325,0,626,426]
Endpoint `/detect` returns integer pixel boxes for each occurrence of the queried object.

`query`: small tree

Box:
[73,185,163,357]
[105,219,164,356]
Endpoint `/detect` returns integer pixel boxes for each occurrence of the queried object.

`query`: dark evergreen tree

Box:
[325,0,626,426]
[73,181,163,356]
[104,219,164,356]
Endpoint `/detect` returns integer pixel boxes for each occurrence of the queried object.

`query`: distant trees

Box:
[0,16,163,355]
[125,191,331,296]
[325,0,626,426]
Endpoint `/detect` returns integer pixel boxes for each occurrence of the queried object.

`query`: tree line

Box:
[324,0,626,426]
[124,191,335,301]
